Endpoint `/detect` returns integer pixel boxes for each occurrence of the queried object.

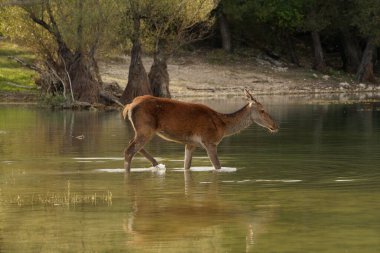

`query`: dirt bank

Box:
[0,90,38,104]
[100,53,380,103]
[2,53,380,104]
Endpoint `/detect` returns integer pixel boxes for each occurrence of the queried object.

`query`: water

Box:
[0,98,380,252]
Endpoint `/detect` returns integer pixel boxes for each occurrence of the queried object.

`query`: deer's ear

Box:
[244,88,256,102]
[244,88,253,101]
[244,88,261,104]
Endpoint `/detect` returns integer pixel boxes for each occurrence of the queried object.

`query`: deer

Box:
[122,89,278,172]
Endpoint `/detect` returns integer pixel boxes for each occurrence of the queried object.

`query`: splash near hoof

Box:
[154,163,166,170]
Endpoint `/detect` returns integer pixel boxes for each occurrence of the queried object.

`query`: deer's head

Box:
[244,89,279,133]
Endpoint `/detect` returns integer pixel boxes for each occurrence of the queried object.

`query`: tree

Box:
[254,0,304,66]
[352,0,380,82]
[331,0,362,73]
[118,0,214,102]
[1,0,118,103]
[214,1,231,52]
[302,0,335,71]
[148,38,170,97]
[145,0,214,98]
[119,0,152,104]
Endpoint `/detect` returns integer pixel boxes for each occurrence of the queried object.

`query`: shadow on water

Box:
[0,97,380,252]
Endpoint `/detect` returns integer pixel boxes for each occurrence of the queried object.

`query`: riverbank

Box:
[99,51,380,104]
[2,46,380,104]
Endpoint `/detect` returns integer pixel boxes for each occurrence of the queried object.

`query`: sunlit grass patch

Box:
[0,41,37,91]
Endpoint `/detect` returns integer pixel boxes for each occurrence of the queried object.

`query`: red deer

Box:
[122,89,278,172]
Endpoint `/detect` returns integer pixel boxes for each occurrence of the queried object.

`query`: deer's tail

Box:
[122,104,131,120]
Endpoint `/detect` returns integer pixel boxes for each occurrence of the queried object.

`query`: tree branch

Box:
[7,56,42,72]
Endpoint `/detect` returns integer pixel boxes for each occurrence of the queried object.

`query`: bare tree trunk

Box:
[311,30,326,72]
[218,11,231,52]
[67,53,100,103]
[120,16,151,104]
[284,32,300,66]
[148,39,171,98]
[341,29,361,73]
[65,0,99,103]
[356,38,376,83]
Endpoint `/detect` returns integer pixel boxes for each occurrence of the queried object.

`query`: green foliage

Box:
[0,41,36,91]
[0,0,120,60]
[38,93,67,108]
[1,0,380,83]
[352,0,380,44]
[117,0,215,54]
[255,0,304,30]
[221,0,304,30]
[301,0,336,32]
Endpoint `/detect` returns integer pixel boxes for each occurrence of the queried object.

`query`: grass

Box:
[0,40,37,92]
[3,181,113,208]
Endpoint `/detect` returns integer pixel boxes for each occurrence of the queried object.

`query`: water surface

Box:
[0,99,379,252]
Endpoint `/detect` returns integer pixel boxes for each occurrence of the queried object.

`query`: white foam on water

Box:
[255,179,302,183]
[74,157,124,161]
[74,157,163,162]
[95,164,166,173]
[335,179,354,182]
[155,164,166,170]
[96,168,125,173]
[282,180,302,183]
[172,167,237,172]
[237,179,251,183]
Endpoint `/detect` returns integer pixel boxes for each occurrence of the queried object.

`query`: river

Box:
[0,97,379,252]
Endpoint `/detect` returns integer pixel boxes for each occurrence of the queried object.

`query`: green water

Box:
[0,99,379,252]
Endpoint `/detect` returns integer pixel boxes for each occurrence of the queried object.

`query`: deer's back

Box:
[129,96,225,144]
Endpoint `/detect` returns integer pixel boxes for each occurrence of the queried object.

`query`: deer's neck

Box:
[221,104,253,136]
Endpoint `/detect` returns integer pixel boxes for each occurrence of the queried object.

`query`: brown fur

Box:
[123,91,278,171]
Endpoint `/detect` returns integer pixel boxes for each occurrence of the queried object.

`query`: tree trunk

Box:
[66,0,100,103]
[37,39,101,104]
[218,11,231,53]
[311,30,326,72]
[66,52,100,103]
[120,17,151,104]
[27,4,101,104]
[341,29,361,73]
[284,32,300,66]
[148,40,171,98]
[356,38,376,83]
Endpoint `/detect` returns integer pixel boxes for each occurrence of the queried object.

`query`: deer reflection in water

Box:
[122,172,276,251]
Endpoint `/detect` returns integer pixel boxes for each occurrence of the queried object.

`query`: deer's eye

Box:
[260,110,265,113]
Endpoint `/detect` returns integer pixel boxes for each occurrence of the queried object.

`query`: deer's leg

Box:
[204,144,221,170]
[139,148,158,167]
[184,144,196,170]
[127,138,157,166]
[124,135,150,172]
